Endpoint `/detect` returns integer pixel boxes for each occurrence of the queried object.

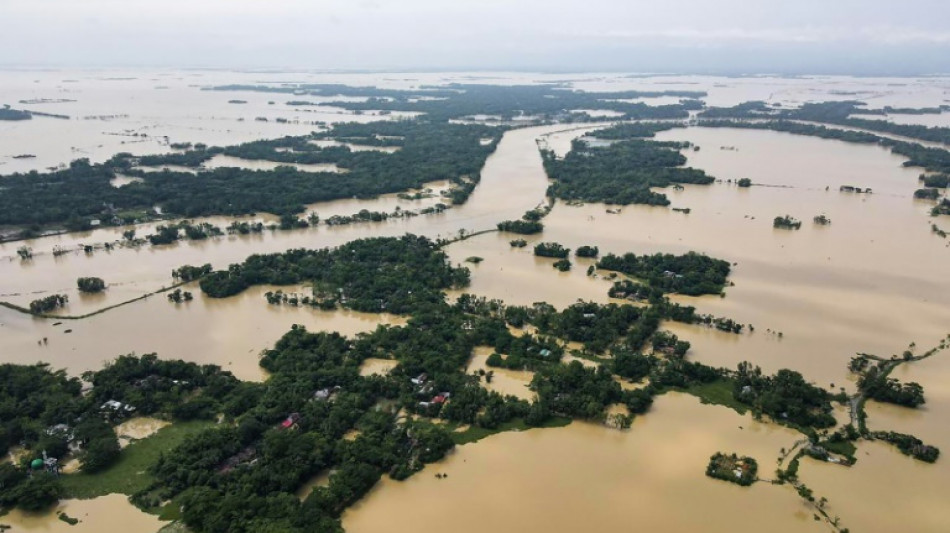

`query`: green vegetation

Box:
[680,379,749,414]
[534,242,570,258]
[872,431,940,463]
[77,277,106,293]
[701,100,950,146]
[509,239,528,248]
[29,294,69,314]
[813,215,832,225]
[706,452,757,486]
[0,121,500,230]
[575,245,599,258]
[915,188,940,200]
[773,215,802,230]
[934,198,950,216]
[209,83,704,122]
[589,123,678,139]
[857,366,925,408]
[60,421,214,499]
[737,178,752,187]
[197,235,469,313]
[597,251,730,296]
[921,174,949,188]
[542,138,714,207]
[552,258,571,271]
[497,219,543,234]
[450,417,571,445]
[166,289,194,303]
[734,363,835,429]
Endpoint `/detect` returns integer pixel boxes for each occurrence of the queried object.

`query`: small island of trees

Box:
[706,452,758,486]
[737,178,752,187]
[534,242,570,259]
[497,219,543,235]
[575,245,599,258]
[29,294,69,314]
[77,277,106,293]
[773,215,802,230]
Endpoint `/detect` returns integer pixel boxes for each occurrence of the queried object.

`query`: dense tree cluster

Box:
[934,198,950,216]
[542,138,714,207]
[533,242,570,258]
[706,452,758,486]
[597,251,730,296]
[575,245,599,258]
[0,121,499,229]
[858,367,925,408]
[733,363,836,428]
[28,294,69,314]
[173,264,213,282]
[921,174,949,188]
[77,277,106,293]
[198,235,470,314]
[773,215,802,229]
[872,431,940,463]
[496,219,543,234]
[209,83,705,122]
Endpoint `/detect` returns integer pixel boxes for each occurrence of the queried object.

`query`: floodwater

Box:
[448,126,950,393]
[114,417,171,448]
[359,358,399,377]
[201,154,346,173]
[0,284,407,381]
[343,392,817,533]
[2,494,164,532]
[464,347,535,401]
[4,71,950,532]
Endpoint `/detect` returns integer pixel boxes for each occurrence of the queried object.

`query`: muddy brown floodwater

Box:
[3,72,950,532]
[2,493,163,532]
[343,393,817,533]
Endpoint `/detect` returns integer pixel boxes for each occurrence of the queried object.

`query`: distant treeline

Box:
[0,121,501,228]
[207,83,705,122]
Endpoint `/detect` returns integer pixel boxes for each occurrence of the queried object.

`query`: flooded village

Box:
[1,70,950,532]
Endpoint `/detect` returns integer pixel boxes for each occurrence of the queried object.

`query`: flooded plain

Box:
[1,494,163,532]
[344,393,817,533]
[3,71,950,532]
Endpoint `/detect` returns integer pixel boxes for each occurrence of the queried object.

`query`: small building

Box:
[280,413,301,430]
[101,400,135,413]
[539,349,553,358]
[410,373,428,386]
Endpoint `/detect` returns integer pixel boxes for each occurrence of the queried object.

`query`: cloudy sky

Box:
[3,0,950,74]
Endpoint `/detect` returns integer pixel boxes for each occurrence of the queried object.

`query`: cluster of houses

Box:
[411,373,452,409]
[278,386,341,431]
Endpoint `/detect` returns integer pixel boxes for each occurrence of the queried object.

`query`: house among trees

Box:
[100,400,135,413]
[280,413,301,430]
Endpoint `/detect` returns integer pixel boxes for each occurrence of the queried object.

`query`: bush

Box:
[77,277,106,293]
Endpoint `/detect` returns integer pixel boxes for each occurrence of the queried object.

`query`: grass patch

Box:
[676,379,748,415]
[59,420,213,500]
[820,439,857,461]
[451,416,571,446]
